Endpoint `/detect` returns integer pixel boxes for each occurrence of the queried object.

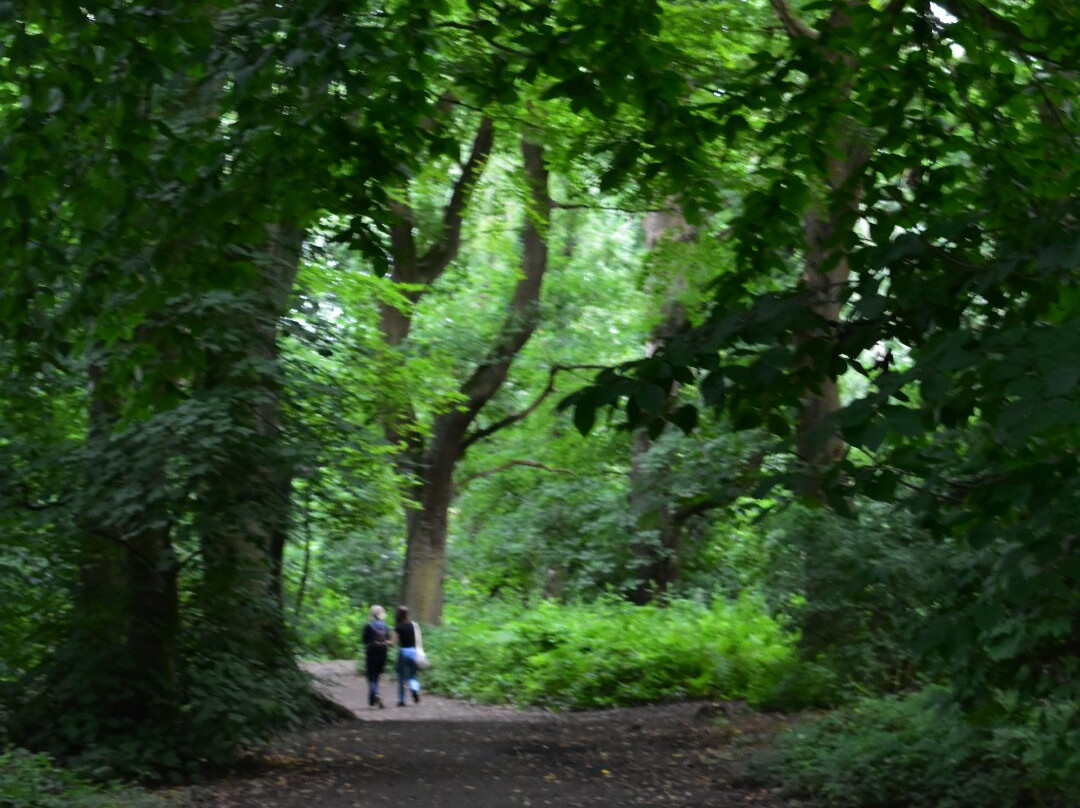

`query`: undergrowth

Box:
[0,748,185,808]
[423,594,829,710]
[769,686,1080,808]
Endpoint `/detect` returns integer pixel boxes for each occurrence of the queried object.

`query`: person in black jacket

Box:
[361,605,392,708]
[394,605,422,707]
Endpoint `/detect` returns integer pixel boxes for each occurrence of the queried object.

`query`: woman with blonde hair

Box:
[361,604,392,708]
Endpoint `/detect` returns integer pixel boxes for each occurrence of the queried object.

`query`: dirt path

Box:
[302,661,554,723]
[189,661,810,808]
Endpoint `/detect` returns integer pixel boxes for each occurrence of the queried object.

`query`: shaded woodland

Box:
[1,1,1078,805]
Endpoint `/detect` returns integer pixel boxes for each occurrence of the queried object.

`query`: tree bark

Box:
[402,414,467,624]
[774,0,873,498]
[630,429,683,605]
[197,223,302,657]
[70,353,180,729]
[397,133,551,625]
[796,169,861,493]
[629,203,696,604]
[774,0,879,660]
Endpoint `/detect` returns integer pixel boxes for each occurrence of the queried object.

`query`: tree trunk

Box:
[629,429,683,605]
[397,133,551,625]
[39,355,182,741]
[629,203,696,604]
[124,518,180,718]
[773,0,878,663]
[773,0,872,499]
[402,414,468,623]
[795,190,855,495]
[197,224,302,656]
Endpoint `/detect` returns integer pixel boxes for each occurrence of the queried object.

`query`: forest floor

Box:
[187,661,815,808]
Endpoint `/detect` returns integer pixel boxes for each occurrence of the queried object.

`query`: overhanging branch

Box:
[461,363,610,450]
[458,460,577,487]
[771,0,819,40]
[934,0,1071,68]
[456,135,551,420]
[672,497,723,527]
[553,199,669,214]
[419,116,496,280]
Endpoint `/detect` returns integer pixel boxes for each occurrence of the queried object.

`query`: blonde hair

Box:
[370,605,386,621]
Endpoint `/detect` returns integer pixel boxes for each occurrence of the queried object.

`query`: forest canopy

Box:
[1,0,1078,804]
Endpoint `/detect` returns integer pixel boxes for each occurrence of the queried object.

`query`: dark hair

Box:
[395,605,409,625]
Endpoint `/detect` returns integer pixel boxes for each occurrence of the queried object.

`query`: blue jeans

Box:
[397,648,420,704]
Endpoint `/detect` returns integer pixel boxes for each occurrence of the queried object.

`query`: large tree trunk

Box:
[773,0,873,498]
[395,133,550,625]
[375,117,496,558]
[401,413,468,623]
[629,204,696,604]
[22,353,184,749]
[261,224,305,609]
[796,185,857,491]
[197,224,302,656]
[124,517,180,718]
[90,353,181,717]
[773,0,879,658]
[629,429,683,605]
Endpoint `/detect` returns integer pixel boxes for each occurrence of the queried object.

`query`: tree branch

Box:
[388,196,419,282]
[457,135,551,418]
[434,21,534,58]
[671,448,769,526]
[379,117,496,361]
[770,0,819,40]
[419,116,496,281]
[553,200,669,214]
[462,368,558,450]
[461,363,607,450]
[934,0,1071,68]
[672,497,724,527]
[87,527,160,570]
[458,460,577,487]
[11,483,61,512]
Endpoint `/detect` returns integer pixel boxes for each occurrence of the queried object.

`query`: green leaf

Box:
[700,372,725,407]
[669,403,698,435]
[633,382,668,415]
[862,469,898,502]
[573,402,596,436]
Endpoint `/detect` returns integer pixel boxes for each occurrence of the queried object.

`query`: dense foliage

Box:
[0,749,178,808]
[771,687,1080,808]
[1,0,1078,804]
[422,596,822,711]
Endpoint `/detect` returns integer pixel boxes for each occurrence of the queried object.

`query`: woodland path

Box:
[189,661,811,808]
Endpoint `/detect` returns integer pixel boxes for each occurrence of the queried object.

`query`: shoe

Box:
[397,701,407,707]
[411,689,420,704]
[376,696,385,709]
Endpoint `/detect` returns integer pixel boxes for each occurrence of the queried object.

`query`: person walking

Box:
[394,605,422,706]
[361,605,392,708]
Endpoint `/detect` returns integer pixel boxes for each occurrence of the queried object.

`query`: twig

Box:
[770,0,819,40]
[458,460,577,486]
[419,116,496,280]
[934,0,1071,69]
[461,363,614,450]
[553,200,669,214]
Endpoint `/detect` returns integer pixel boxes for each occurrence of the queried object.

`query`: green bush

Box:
[0,748,183,808]
[424,594,826,710]
[984,693,1080,803]
[290,588,364,659]
[771,687,1079,808]
[9,625,322,781]
[756,502,946,695]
